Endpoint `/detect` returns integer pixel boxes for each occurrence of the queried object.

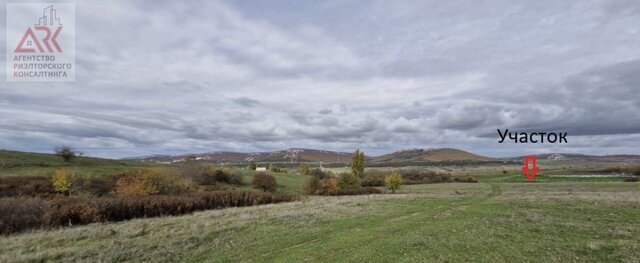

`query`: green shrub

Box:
[187,166,244,186]
[363,169,453,186]
[338,172,361,190]
[215,168,244,185]
[385,172,402,193]
[400,169,452,184]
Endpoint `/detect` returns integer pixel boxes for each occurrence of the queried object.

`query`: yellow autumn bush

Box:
[51,168,72,194]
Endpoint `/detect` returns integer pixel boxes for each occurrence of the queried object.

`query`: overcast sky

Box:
[1,0,639,158]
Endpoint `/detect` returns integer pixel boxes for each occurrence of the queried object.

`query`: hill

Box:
[127,148,354,164]
[0,150,128,168]
[127,148,498,164]
[0,150,161,177]
[371,148,493,163]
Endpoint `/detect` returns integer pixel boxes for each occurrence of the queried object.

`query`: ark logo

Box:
[6,3,75,81]
[15,6,64,53]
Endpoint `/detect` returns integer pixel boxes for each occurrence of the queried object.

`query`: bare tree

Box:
[54,146,82,162]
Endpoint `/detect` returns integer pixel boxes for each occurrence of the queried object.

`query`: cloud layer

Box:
[1,0,639,157]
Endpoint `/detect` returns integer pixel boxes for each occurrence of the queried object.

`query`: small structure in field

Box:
[256,167,268,172]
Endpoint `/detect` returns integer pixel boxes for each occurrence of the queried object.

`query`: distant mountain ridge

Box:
[2,148,638,165]
[125,148,494,164]
[127,148,354,164]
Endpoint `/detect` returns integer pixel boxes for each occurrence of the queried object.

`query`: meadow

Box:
[0,150,638,262]
[0,182,638,262]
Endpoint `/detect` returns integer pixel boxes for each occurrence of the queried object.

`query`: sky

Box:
[1,0,639,158]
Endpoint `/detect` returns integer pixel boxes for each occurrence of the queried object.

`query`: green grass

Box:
[484,175,628,183]
[1,182,638,262]
[0,150,163,177]
[236,170,309,195]
[1,150,638,262]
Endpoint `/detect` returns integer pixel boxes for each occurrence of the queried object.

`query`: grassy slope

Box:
[1,182,638,262]
[0,150,163,177]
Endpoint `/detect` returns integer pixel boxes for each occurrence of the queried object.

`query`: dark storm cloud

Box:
[232,97,262,107]
[469,60,640,138]
[436,104,505,130]
[1,0,639,157]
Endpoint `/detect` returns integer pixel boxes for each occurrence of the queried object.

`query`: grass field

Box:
[1,151,638,262]
[236,170,309,195]
[1,182,638,262]
[0,150,164,177]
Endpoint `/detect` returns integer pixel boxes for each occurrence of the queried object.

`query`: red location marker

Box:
[522,155,539,181]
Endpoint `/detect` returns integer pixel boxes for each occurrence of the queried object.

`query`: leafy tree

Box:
[54,146,81,162]
[338,172,361,190]
[385,172,402,194]
[252,172,277,192]
[351,149,365,178]
[51,168,72,194]
[248,162,257,170]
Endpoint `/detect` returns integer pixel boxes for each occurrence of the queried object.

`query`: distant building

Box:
[256,167,268,172]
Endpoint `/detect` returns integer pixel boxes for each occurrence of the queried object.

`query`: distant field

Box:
[485,175,629,183]
[0,150,163,177]
[1,182,638,262]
